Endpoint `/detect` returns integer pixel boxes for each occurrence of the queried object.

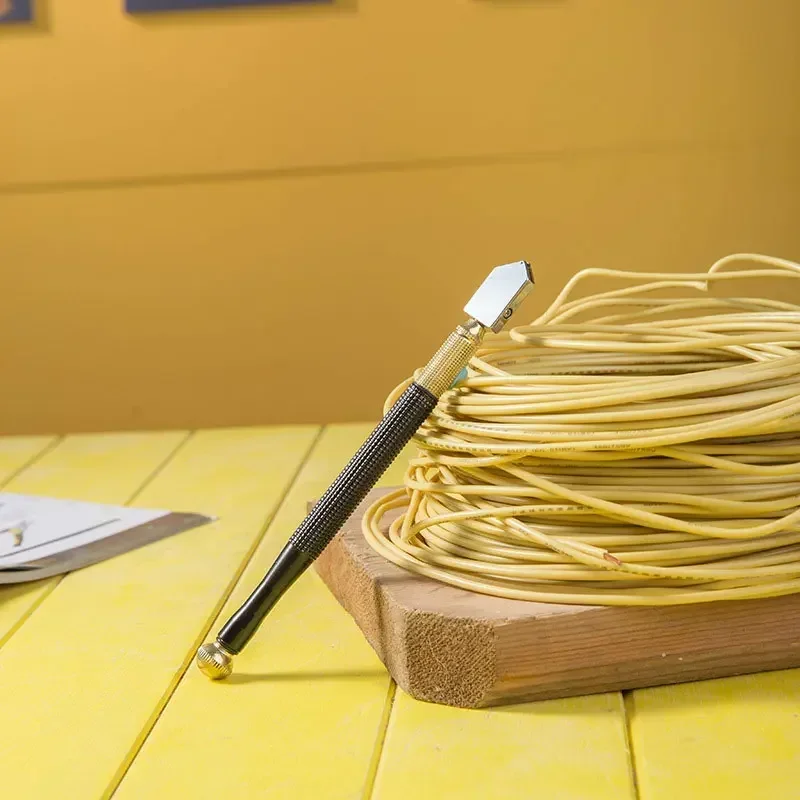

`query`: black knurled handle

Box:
[290,381,437,558]
[218,381,439,653]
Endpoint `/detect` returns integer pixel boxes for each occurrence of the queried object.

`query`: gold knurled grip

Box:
[416,321,484,397]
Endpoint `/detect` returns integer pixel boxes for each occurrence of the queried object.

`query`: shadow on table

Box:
[492,692,626,715]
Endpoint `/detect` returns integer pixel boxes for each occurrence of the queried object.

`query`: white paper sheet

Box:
[0,493,170,567]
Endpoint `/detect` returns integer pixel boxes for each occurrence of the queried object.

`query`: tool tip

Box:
[196,641,233,680]
[463,260,535,333]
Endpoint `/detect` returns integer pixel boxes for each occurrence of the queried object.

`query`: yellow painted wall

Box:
[1,0,799,434]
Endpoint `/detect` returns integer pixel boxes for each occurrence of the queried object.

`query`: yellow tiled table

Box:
[1,426,798,799]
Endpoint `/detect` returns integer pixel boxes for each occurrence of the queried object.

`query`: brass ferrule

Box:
[415,318,485,397]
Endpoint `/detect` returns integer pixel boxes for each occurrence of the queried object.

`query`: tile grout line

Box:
[362,681,398,800]
[621,690,643,800]
[103,425,326,800]
[0,432,193,653]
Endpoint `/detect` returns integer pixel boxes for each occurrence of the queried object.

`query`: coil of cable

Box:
[364,254,800,606]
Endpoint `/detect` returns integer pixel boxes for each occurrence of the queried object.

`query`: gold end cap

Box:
[196,641,233,680]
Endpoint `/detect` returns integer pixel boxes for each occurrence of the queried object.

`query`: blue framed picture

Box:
[126,0,326,11]
[0,0,33,24]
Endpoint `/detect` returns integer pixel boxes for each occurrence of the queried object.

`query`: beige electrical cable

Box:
[363,253,800,606]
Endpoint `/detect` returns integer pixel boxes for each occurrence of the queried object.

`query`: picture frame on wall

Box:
[125,0,326,11]
[0,0,33,24]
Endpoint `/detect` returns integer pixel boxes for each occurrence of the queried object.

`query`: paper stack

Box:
[0,492,213,584]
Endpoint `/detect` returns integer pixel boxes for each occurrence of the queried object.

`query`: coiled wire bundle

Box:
[364,254,800,605]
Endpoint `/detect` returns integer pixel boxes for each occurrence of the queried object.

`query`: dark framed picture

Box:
[0,0,33,24]
[126,0,326,11]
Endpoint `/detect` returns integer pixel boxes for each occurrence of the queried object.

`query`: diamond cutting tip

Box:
[464,261,535,333]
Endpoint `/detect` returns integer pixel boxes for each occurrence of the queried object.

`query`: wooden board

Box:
[315,487,800,709]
